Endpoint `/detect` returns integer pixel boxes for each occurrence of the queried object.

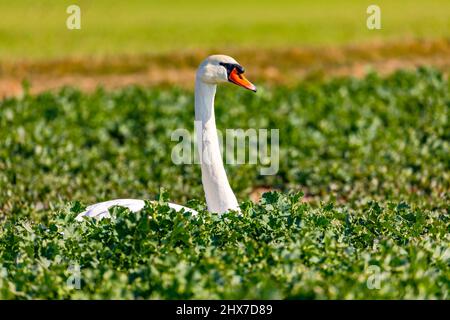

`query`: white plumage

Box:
[76,199,197,221]
[76,55,256,221]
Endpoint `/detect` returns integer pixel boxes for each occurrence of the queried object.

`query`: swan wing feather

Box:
[75,199,197,221]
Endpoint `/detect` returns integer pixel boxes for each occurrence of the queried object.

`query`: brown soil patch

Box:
[1,38,449,98]
[250,187,275,203]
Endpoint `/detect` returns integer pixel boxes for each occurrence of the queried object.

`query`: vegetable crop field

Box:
[1,0,450,59]
[0,68,448,299]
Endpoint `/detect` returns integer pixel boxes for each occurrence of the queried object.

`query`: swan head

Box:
[197,54,257,92]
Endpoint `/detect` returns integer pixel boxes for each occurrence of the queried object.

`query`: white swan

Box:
[76,55,257,221]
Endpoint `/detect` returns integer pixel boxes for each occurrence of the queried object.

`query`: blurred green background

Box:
[1,0,449,60]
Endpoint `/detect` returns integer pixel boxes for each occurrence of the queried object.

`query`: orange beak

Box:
[229,68,257,92]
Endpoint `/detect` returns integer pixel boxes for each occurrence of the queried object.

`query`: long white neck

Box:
[195,77,240,214]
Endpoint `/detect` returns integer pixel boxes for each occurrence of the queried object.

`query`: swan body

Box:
[76,55,256,221]
[75,199,197,221]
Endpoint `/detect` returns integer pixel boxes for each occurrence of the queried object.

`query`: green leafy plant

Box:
[0,68,448,299]
[0,192,448,299]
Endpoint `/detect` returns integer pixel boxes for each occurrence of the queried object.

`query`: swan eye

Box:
[235,65,245,74]
[219,62,245,77]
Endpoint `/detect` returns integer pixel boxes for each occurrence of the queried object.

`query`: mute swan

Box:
[76,55,257,221]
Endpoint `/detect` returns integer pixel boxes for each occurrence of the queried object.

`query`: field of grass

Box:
[1,0,450,60]
[0,68,448,298]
